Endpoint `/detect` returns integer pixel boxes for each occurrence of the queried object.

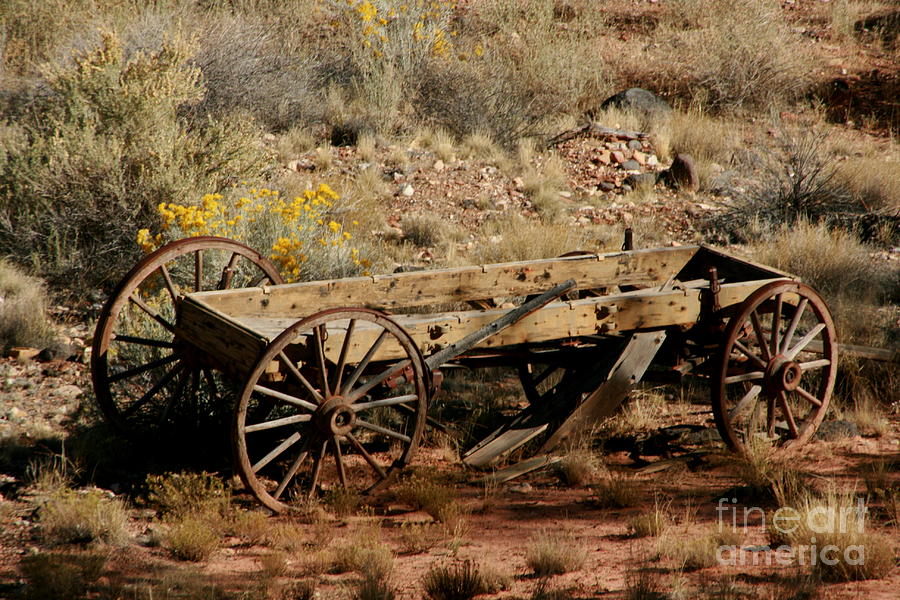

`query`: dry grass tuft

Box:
[525,530,587,577]
[628,499,672,538]
[733,439,811,506]
[165,513,221,562]
[394,475,458,521]
[422,560,487,600]
[145,471,231,519]
[39,488,129,546]
[659,528,740,572]
[229,509,271,546]
[592,473,643,509]
[0,259,57,351]
[555,447,602,486]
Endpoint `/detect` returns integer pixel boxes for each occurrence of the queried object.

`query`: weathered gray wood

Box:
[188,246,699,319]
[807,341,898,363]
[424,279,575,370]
[463,424,549,468]
[482,455,563,485]
[538,330,667,453]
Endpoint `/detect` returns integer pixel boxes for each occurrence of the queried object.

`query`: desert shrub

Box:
[0,0,99,74]
[653,0,814,112]
[659,528,739,571]
[423,560,487,600]
[323,487,361,518]
[393,474,457,520]
[0,32,269,288]
[39,488,130,545]
[229,509,272,546]
[145,471,231,519]
[555,448,601,486]
[19,551,107,600]
[353,574,396,600]
[628,501,671,538]
[165,512,221,561]
[525,531,587,577]
[0,258,56,351]
[733,438,810,506]
[330,538,394,579]
[592,473,642,509]
[137,184,372,282]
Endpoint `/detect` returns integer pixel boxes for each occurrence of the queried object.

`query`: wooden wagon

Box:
[91,235,837,512]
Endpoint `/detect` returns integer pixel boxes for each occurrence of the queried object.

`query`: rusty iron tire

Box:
[91,236,283,437]
[712,280,837,454]
[233,308,429,513]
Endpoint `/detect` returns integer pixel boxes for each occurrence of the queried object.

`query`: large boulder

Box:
[661,153,699,192]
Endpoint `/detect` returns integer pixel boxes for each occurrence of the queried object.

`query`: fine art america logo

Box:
[715,497,869,567]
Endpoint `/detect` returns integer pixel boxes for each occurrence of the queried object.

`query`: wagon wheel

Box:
[91,236,284,437]
[712,281,837,454]
[234,308,428,513]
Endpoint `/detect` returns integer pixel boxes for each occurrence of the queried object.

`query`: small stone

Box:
[611,151,626,164]
[620,159,641,171]
[627,139,643,151]
[508,482,533,494]
[392,172,404,183]
[433,159,445,172]
[646,155,659,167]
[512,177,525,190]
[598,182,616,192]
[631,151,647,165]
[53,385,83,400]
[593,150,611,165]
[625,173,657,188]
[558,191,572,199]
[401,184,414,197]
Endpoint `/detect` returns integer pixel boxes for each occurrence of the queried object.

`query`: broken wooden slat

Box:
[482,455,563,485]
[538,330,667,453]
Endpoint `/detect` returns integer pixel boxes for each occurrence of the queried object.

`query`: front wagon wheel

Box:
[91,236,284,439]
[234,308,429,513]
[712,281,837,454]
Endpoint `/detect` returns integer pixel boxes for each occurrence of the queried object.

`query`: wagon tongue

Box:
[422,279,577,371]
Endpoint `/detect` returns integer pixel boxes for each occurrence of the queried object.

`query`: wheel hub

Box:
[764,355,802,394]
[315,396,356,436]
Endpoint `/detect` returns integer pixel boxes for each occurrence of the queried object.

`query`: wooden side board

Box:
[177,277,789,370]
[187,246,700,319]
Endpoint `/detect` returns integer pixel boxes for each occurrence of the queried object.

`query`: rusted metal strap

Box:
[423,279,577,370]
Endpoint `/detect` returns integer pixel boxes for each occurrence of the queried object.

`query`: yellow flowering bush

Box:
[136,184,371,282]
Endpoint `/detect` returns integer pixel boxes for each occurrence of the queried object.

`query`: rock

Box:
[610,151,627,164]
[620,159,641,171]
[558,191,572,199]
[646,155,659,167]
[598,87,672,118]
[512,177,525,190]
[508,482,533,494]
[592,150,611,165]
[631,151,646,165]
[53,385,83,400]
[598,181,616,192]
[433,159,445,172]
[627,139,644,151]
[8,347,40,361]
[625,173,658,188]
[815,420,859,441]
[661,153,699,192]
[401,184,414,197]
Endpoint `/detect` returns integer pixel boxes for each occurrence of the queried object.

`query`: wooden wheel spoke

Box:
[352,394,418,411]
[333,319,356,393]
[732,340,768,370]
[348,359,411,402]
[341,329,389,396]
[309,440,327,494]
[279,351,324,404]
[728,384,761,421]
[159,264,179,302]
[723,371,764,385]
[273,440,311,500]
[785,323,826,360]
[780,298,808,354]
[109,353,179,383]
[346,433,388,480]
[252,432,302,473]
[245,414,312,433]
[799,358,830,371]
[355,419,411,444]
[128,294,175,333]
[194,249,203,292]
[750,310,771,362]
[123,362,186,417]
[157,368,192,428]
[795,386,823,408]
[111,334,175,349]
[777,391,799,438]
[333,438,348,487]
[770,293,783,358]
[767,396,776,438]
[253,384,318,412]
[314,325,331,398]
[217,252,240,290]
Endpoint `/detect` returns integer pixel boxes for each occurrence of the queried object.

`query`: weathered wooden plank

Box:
[189,246,700,319]
[482,455,563,485]
[463,424,549,468]
[538,331,667,453]
[176,298,267,377]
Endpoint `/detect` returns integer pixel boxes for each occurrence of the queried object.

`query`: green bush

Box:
[0,31,269,288]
